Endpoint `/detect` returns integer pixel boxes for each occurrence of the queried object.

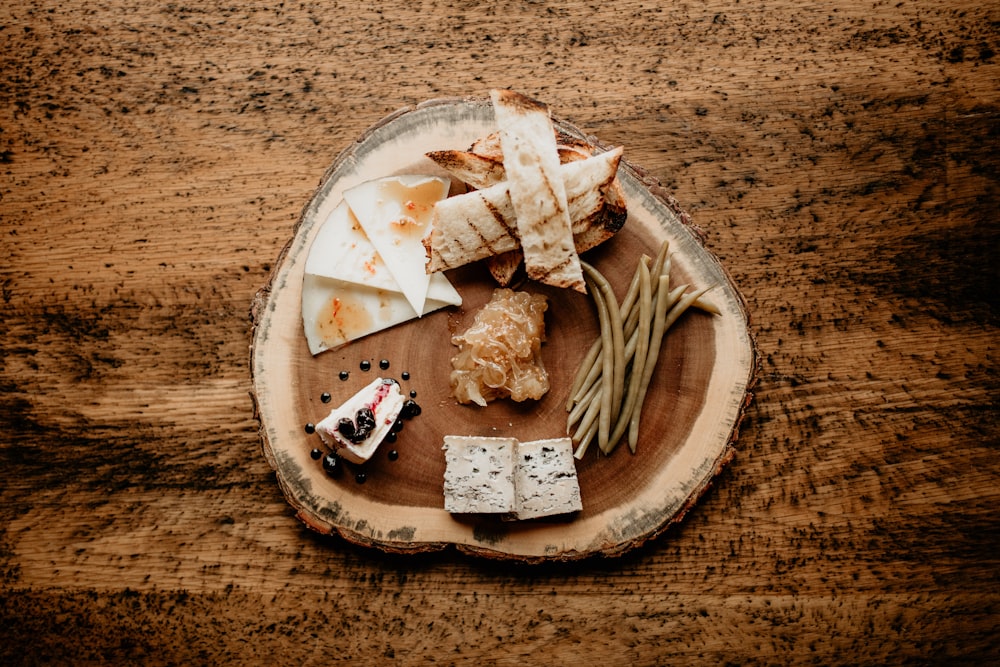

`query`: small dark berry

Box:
[390,419,403,435]
[356,407,376,431]
[388,450,399,461]
[336,417,356,439]
[409,389,417,398]
[350,407,375,443]
[322,453,340,475]
[384,432,397,444]
[401,371,410,381]
[360,359,371,372]
[310,448,322,460]
[304,423,315,434]
[379,358,390,370]
[355,472,367,484]
[339,370,349,381]
[321,392,332,403]
[401,399,421,419]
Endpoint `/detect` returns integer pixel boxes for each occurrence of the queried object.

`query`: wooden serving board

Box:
[249,96,758,561]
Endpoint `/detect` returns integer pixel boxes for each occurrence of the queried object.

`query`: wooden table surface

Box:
[2,0,997,663]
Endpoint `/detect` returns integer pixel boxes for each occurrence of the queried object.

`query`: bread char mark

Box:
[494,88,547,116]
[484,193,518,241]
[430,189,517,271]
[525,251,585,293]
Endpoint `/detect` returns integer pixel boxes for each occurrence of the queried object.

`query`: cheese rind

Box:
[442,436,517,514]
[513,437,582,520]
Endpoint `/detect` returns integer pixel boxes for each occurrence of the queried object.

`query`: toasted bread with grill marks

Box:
[425,150,505,190]
[425,147,623,273]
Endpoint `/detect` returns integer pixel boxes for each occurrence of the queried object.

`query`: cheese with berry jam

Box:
[315,377,405,464]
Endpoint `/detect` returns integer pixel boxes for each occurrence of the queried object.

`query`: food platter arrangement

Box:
[250,91,758,561]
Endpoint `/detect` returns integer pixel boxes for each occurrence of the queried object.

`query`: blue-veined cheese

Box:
[512,437,582,520]
[442,435,517,514]
[442,435,583,520]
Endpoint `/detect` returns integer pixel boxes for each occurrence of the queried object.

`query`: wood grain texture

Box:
[2,0,998,663]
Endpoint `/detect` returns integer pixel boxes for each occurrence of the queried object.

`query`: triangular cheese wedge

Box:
[304,200,398,291]
[343,175,450,314]
[302,183,461,355]
[305,199,466,307]
[302,273,461,355]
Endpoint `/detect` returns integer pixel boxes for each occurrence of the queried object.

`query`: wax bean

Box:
[566,240,717,457]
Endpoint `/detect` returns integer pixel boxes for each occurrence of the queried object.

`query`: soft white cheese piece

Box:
[442,436,517,514]
[343,174,451,315]
[512,437,582,520]
[315,377,405,464]
[301,197,461,355]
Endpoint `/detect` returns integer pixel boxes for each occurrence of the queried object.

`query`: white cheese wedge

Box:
[302,196,462,355]
[302,273,460,355]
[315,377,405,464]
[304,199,399,292]
[512,437,582,520]
[343,174,451,315]
[442,436,517,514]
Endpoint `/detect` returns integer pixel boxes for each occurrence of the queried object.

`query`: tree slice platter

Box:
[250,96,758,561]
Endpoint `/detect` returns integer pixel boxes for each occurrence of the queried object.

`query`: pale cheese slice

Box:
[302,273,460,355]
[302,189,461,355]
[304,199,397,291]
[442,435,517,514]
[316,377,405,464]
[512,437,582,520]
[343,174,450,314]
[305,198,465,303]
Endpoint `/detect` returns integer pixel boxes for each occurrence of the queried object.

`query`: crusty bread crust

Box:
[486,249,523,286]
[425,150,505,190]
[422,91,627,286]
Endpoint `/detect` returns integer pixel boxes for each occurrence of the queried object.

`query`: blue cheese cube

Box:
[442,436,517,514]
[513,438,582,520]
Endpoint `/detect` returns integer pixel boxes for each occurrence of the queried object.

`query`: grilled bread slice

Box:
[468,129,591,161]
[484,145,624,284]
[424,178,520,272]
[424,150,505,190]
[486,250,523,287]
[425,147,623,273]
[491,89,584,292]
